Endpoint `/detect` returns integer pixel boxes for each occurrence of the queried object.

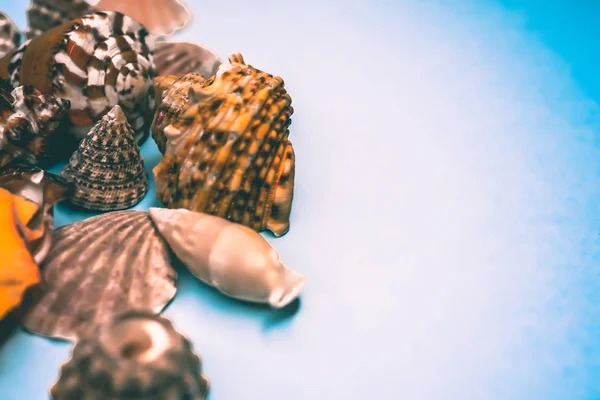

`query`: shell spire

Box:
[60,105,149,211]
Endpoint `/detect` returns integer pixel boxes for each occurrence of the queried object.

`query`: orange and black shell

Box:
[153,53,296,237]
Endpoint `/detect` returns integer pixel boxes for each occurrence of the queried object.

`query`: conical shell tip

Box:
[107,105,127,123]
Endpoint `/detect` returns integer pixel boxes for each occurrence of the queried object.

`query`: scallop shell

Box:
[0,82,71,167]
[25,0,96,40]
[0,11,157,143]
[0,12,21,59]
[61,105,148,211]
[19,211,177,341]
[152,53,296,237]
[50,310,209,400]
[95,0,192,37]
[154,41,223,78]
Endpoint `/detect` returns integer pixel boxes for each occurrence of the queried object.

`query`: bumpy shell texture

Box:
[0,11,157,142]
[50,310,209,400]
[61,105,148,211]
[154,41,223,78]
[95,0,192,37]
[0,12,21,59]
[152,53,296,237]
[19,211,177,341]
[25,0,96,40]
[0,82,71,167]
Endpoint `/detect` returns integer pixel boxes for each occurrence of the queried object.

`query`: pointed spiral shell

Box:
[0,11,157,143]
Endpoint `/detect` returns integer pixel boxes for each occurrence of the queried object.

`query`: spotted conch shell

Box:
[149,207,305,308]
[0,11,157,142]
[95,0,192,37]
[0,12,21,59]
[0,80,71,167]
[152,53,296,237]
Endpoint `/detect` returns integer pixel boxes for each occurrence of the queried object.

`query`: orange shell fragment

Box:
[0,187,41,319]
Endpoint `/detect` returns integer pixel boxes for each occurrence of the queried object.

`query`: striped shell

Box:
[25,0,96,40]
[152,53,296,237]
[19,211,177,341]
[0,12,21,59]
[0,81,71,167]
[154,41,223,78]
[0,11,157,143]
[61,105,148,211]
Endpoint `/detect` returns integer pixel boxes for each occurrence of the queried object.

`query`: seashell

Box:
[95,0,192,37]
[0,187,41,319]
[149,207,306,308]
[25,0,96,40]
[0,81,71,167]
[60,105,149,211]
[50,310,209,400]
[0,158,75,264]
[0,11,157,143]
[19,211,177,341]
[154,41,223,78]
[0,12,21,59]
[152,53,297,237]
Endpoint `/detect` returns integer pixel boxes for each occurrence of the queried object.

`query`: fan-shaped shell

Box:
[0,12,21,59]
[25,0,96,40]
[61,105,148,211]
[19,211,177,341]
[0,11,157,143]
[154,41,223,78]
[152,53,296,237]
[95,0,192,37]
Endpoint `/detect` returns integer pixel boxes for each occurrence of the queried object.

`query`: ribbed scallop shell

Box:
[25,0,96,40]
[152,53,296,237]
[154,41,223,78]
[0,11,157,143]
[61,105,148,211]
[95,0,192,37]
[19,211,177,341]
[0,12,21,59]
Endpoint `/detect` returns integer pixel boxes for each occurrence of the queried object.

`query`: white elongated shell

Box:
[20,211,177,341]
[95,0,192,37]
[149,207,305,308]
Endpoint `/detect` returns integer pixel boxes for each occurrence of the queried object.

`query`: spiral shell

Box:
[0,12,21,59]
[0,11,157,143]
[19,211,177,341]
[61,105,149,211]
[154,41,223,78]
[152,53,296,237]
[50,310,209,400]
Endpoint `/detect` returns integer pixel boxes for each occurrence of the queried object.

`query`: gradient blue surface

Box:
[1,0,600,398]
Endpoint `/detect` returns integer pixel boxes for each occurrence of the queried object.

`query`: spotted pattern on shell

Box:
[19,211,177,341]
[154,41,223,78]
[0,12,21,59]
[25,0,96,40]
[61,105,148,211]
[0,11,157,143]
[152,53,296,237]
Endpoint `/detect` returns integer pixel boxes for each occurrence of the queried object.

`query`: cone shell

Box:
[95,0,192,37]
[50,310,209,400]
[149,207,306,308]
[0,82,71,167]
[152,53,296,237]
[0,11,157,142]
[25,0,96,40]
[61,105,148,211]
[154,41,223,78]
[19,211,177,341]
[0,12,21,59]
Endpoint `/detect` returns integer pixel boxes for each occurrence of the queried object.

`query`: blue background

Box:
[1,0,600,398]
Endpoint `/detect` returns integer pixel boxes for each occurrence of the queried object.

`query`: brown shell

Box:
[0,11,157,143]
[154,41,223,78]
[151,53,296,237]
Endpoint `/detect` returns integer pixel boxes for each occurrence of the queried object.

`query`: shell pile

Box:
[152,53,296,237]
[20,211,177,341]
[61,105,148,211]
[0,12,21,59]
[0,11,157,142]
[0,79,71,167]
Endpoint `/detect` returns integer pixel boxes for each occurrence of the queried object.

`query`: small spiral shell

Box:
[0,12,21,59]
[0,11,157,143]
